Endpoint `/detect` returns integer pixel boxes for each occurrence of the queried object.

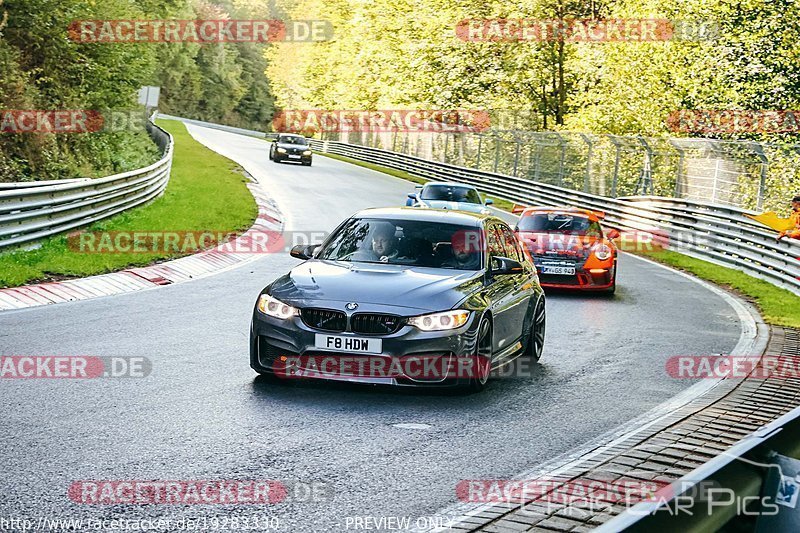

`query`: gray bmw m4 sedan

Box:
[249,208,545,391]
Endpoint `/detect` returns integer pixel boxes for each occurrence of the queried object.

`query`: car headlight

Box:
[257,294,298,319]
[593,244,613,261]
[303,150,312,155]
[277,147,287,154]
[408,310,470,331]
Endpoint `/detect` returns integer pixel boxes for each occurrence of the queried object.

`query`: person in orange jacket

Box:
[777,195,800,241]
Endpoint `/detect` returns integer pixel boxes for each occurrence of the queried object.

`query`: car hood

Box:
[416,200,487,213]
[518,231,600,258]
[268,260,484,314]
[277,142,309,149]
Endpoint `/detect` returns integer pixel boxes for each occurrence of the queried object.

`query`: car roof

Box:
[422,182,479,190]
[352,207,500,227]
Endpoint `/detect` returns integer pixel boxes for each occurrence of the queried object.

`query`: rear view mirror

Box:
[485,199,494,206]
[407,193,417,200]
[607,229,621,239]
[290,244,319,260]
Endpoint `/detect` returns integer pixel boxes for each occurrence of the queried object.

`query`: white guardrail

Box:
[310,138,800,296]
[0,117,173,250]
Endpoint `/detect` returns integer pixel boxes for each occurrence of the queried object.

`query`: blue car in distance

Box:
[406,182,494,215]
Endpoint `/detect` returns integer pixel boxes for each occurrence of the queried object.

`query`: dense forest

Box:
[267,0,800,136]
[2,0,799,182]
[0,0,275,182]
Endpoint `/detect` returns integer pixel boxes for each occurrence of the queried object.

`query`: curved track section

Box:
[0,125,743,531]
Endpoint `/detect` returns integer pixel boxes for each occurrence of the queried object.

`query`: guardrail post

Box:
[579,133,594,193]
[669,139,686,198]
[608,136,622,198]
[749,142,769,210]
[493,134,501,173]
[557,133,566,187]
[636,136,654,195]
[533,135,543,182]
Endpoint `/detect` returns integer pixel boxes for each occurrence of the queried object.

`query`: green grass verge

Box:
[635,247,800,328]
[0,119,257,288]
[319,150,800,328]
[317,151,516,212]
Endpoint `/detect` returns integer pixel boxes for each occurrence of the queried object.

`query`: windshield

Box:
[278,135,308,145]
[420,185,481,204]
[317,217,484,270]
[517,213,602,236]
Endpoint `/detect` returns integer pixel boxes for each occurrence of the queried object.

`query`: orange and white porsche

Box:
[514,207,619,294]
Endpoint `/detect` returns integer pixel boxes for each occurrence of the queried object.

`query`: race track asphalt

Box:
[0,124,743,531]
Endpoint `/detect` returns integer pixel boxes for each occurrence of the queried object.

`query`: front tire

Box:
[469,318,493,392]
[603,264,617,295]
[525,296,546,362]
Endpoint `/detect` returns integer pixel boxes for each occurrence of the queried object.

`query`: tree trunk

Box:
[557,38,565,125]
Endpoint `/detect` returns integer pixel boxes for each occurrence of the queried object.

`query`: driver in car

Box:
[353,222,400,262]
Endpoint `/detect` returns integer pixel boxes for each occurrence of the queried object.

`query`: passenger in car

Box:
[439,232,482,270]
[777,196,800,241]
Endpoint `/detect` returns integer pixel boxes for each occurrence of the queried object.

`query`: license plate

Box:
[541,265,576,275]
[288,154,302,159]
[314,334,382,354]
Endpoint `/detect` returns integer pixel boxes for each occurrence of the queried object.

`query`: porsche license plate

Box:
[541,265,576,275]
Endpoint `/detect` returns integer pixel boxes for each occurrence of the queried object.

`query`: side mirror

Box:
[407,193,418,200]
[485,199,494,206]
[490,256,524,275]
[290,244,319,260]
[607,229,621,239]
